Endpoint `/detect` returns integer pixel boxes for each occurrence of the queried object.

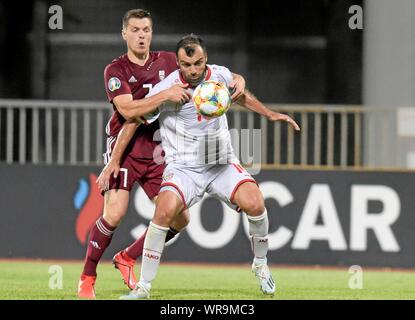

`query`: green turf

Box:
[0,261,414,300]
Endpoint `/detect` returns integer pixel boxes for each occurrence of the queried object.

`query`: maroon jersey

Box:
[104,51,177,159]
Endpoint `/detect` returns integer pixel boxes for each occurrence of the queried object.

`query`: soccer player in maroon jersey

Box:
[78,9,246,299]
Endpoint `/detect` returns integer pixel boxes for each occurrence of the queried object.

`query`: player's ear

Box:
[121,28,127,41]
[205,54,208,64]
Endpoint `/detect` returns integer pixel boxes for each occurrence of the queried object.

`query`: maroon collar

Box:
[125,52,156,69]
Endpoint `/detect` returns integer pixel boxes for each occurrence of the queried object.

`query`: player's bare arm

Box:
[97,84,191,191]
[113,84,191,121]
[229,72,246,101]
[237,89,301,131]
[96,122,139,192]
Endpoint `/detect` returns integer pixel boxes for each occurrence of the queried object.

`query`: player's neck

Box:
[127,50,150,66]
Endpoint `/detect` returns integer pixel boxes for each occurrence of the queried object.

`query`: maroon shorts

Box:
[106,155,165,199]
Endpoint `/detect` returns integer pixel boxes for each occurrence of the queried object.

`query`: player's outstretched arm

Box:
[96,121,139,192]
[113,84,190,121]
[236,90,300,131]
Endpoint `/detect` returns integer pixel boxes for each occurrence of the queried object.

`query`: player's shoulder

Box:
[208,64,231,74]
[208,64,232,83]
[152,51,177,71]
[104,54,128,74]
[153,50,176,62]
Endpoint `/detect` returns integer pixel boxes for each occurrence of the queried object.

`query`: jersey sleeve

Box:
[211,65,233,88]
[145,78,170,98]
[104,64,131,103]
[142,76,174,124]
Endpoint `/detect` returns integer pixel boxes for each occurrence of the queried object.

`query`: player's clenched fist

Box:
[163,83,191,104]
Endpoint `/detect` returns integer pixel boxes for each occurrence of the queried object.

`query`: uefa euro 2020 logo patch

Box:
[108,77,121,92]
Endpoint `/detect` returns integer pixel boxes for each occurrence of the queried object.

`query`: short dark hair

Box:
[176,33,207,57]
[122,9,152,29]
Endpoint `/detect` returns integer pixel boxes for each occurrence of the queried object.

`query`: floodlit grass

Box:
[0,261,414,300]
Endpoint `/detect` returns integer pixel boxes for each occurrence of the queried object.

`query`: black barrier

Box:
[0,164,413,267]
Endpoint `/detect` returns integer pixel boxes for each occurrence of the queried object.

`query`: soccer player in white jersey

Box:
[119,34,300,299]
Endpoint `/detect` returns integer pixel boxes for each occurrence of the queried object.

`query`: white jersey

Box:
[145,64,239,165]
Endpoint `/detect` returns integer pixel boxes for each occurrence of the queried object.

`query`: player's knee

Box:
[102,213,121,227]
[103,191,129,226]
[102,208,125,227]
[153,208,175,227]
[240,195,265,217]
[104,206,126,226]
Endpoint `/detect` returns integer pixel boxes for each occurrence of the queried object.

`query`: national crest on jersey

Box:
[159,70,165,81]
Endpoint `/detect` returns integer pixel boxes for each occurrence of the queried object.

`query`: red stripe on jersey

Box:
[232,163,243,173]
[205,66,212,81]
[179,71,186,84]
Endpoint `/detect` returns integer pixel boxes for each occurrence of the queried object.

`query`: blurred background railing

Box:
[1,99,412,169]
[0,99,111,165]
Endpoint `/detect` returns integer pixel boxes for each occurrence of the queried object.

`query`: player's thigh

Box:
[209,164,264,216]
[103,189,130,226]
[159,164,200,208]
[107,155,142,193]
[137,160,165,201]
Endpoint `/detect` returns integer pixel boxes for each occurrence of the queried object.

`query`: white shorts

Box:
[160,162,257,210]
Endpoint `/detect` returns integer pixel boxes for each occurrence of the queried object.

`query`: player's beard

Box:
[187,69,206,87]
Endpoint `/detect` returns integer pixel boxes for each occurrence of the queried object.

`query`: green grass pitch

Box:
[1,260,415,300]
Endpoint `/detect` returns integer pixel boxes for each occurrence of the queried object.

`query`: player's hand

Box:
[267,111,301,131]
[165,84,191,104]
[96,160,121,192]
[229,74,246,101]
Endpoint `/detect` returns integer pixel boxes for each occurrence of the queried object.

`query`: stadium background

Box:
[1,0,415,299]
